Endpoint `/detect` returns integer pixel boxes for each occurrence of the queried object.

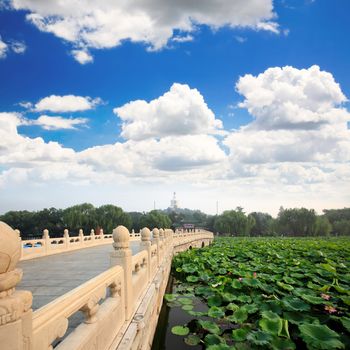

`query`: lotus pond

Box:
[154,237,350,350]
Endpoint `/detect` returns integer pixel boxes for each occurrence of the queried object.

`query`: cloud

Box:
[236,65,349,130]
[1,67,349,214]
[0,37,8,58]
[10,41,26,54]
[0,36,27,58]
[10,0,278,62]
[224,65,350,188]
[71,49,93,64]
[33,95,101,112]
[33,115,88,130]
[172,35,194,43]
[114,83,223,140]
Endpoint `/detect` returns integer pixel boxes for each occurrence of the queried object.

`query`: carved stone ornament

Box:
[112,226,130,250]
[0,221,33,325]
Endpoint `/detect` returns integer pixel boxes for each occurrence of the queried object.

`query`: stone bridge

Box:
[0,221,214,350]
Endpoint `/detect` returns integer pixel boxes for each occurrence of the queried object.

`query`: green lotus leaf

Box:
[186,275,199,283]
[260,301,282,314]
[171,325,190,336]
[283,312,307,325]
[226,303,239,311]
[229,308,248,324]
[232,327,250,341]
[195,286,213,296]
[188,310,207,317]
[167,301,181,308]
[182,304,194,311]
[198,320,221,334]
[320,263,337,275]
[236,295,252,303]
[341,296,350,306]
[300,294,324,304]
[282,297,310,312]
[208,295,223,307]
[277,282,294,292]
[178,297,193,305]
[241,304,258,314]
[221,292,236,302]
[232,280,243,289]
[283,276,296,284]
[204,334,225,345]
[261,311,279,320]
[246,331,273,346]
[340,317,350,332]
[164,293,177,302]
[298,324,344,350]
[182,264,197,273]
[259,316,283,335]
[218,268,227,275]
[270,337,296,350]
[184,334,201,346]
[208,306,225,319]
[207,344,233,350]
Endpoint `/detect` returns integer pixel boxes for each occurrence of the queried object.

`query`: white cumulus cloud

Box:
[10,0,278,62]
[236,65,348,130]
[71,49,93,64]
[0,37,8,58]
[10,41,26,54]
[34,94,101,112]
[114,83,223,140]
[33,115,88,130]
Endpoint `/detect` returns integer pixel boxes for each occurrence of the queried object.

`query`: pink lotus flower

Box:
[321,293,331,300]
[253,272,257,278]
[238,277,243,282]
[325,305,337,314]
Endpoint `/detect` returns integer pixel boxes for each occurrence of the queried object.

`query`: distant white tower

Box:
[170,192,179,210]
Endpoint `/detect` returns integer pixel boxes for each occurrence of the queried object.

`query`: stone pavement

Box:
[18,241,142,310]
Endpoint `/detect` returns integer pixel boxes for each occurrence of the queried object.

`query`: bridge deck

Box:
[18,242,141,310]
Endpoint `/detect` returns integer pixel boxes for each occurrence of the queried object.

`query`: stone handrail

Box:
[32,265,124,350]
[19,228,139,261]
[0,221,213,350]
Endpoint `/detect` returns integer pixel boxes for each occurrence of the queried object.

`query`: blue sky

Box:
[0,0,349,216]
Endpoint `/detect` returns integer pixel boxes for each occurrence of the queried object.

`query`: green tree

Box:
[96,205,131,233]
[213,209,254,236]
[249,212,275,236]
[277,207,317,236]
[128,211,144,232]
[62,203,98,234]
[314,216,332,236]
[139,210,171,229]
[333,219,350,235]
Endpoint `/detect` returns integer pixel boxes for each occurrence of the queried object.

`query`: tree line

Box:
[0,203,349,239]
[213,207,350,237]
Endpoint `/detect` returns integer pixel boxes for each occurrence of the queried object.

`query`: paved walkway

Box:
[18,242,142,310]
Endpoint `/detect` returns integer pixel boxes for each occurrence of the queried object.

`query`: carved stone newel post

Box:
[0,221,33,350]
[42,229,50,254]
[110,226,133,320]
[152,228,160,266]
[141,228,151,282]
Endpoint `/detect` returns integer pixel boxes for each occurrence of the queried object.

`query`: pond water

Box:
[152,276,208,350]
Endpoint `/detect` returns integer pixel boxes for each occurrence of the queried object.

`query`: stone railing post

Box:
[110,226,133,320]
[63,229,69,249]
[100,228,104,238]
[42,229,50,254]
[140,227,151,282]
[0,221,33,349]
[152,228,160,266]
[79,229,84,245]
[90,229,95,241]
